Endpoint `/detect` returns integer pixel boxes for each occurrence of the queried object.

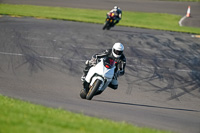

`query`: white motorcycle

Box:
[80,57,115,100]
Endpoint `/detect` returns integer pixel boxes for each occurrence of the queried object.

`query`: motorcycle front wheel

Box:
[102,21,109,30]
[86,79,102,100]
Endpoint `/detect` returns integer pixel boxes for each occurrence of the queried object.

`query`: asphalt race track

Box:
[0,0,200,133]
[0,16,200,133]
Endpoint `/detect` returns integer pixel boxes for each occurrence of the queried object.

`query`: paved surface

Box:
[0,16,200,133]
[0,0,200,133]
[1,0,200,27]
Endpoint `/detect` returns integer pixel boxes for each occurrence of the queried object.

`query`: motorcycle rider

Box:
[107,6,122,27]
[81,42,126,92]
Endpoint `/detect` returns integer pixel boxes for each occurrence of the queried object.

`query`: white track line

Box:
[0,51,23,56]
[0,51,85,61]
[179,15,187,27]
[0,51,196,73]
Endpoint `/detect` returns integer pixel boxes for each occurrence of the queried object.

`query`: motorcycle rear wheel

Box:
[86,79,102,100]
[106,26,111,30]
[80,89,87,99]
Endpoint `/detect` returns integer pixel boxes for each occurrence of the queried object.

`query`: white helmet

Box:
[114,6,118,9]
[112,42,124,58]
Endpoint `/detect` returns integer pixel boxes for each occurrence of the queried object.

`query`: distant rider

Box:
[81,42,126,91]
[107,6,122,27]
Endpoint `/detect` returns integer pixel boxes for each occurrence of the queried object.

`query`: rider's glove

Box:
[90,58,97,66]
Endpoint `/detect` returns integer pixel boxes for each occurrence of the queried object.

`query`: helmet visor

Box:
[114,49,123,55]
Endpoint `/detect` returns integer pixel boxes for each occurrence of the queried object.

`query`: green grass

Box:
[0,95,171,133]
[0,4,200,34]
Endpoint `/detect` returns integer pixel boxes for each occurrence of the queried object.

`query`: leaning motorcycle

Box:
[80,57,115,100]
[102,12,116,30]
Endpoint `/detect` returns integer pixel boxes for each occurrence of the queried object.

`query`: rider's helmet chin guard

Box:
[112,42,124,58]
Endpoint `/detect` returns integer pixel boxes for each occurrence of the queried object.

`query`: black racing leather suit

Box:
[107,8,122,25]
[95,49,126,76]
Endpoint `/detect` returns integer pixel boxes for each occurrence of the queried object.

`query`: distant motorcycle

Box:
[80,57,115,100]
[102,12,117,30]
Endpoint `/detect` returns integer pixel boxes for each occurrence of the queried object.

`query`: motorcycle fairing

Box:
[85,58,115,92]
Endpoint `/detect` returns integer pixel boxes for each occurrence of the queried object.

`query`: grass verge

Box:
[0,95,171,133]
[0,4,200,34]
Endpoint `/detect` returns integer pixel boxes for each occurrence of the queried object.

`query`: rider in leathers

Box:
[107,6,122,27]
[81,42,126,94]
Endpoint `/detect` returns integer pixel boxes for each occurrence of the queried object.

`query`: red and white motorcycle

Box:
[102,12,117,30]
[80,57,115,100]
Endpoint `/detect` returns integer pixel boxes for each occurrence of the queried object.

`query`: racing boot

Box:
[108,73,118,90]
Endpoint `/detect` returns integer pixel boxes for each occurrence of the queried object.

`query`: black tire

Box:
[103,22,108,30]
[86,79,102,100]
[80,89,87,99]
